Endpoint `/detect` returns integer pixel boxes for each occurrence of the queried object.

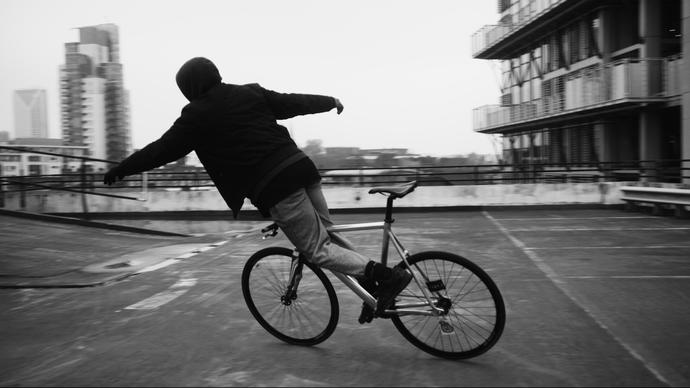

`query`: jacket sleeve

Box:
[255,84,337,120]
[113,107,198,176]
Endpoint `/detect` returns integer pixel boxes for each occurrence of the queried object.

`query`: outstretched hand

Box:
[334,98,344,114]
[103,167,124,185]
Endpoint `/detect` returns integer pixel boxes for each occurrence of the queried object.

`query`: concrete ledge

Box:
[0,209,190,237]
[44,203,625,222]
[1,182,633,215]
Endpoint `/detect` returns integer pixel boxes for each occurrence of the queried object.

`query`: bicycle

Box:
[241,180,505,359]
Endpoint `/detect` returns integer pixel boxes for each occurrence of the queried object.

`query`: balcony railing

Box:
[473,57,681,132]
[472,0,567,57]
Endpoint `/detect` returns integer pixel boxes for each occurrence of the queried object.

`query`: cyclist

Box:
[103,57,411,318]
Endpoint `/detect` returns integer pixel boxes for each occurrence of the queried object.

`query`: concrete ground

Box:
[1,208,689,387]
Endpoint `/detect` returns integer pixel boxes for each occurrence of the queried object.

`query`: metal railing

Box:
[0,145,143,212]
[3,160,688,194]
[473,57,680,132]
[471,0,567,57]
[2,145,688,212]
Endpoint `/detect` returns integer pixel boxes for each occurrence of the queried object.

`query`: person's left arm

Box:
[255,84,344,120]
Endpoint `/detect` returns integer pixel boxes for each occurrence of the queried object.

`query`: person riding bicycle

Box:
[103,57,411,318]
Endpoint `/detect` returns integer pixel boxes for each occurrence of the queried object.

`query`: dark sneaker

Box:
[376,267,412,315]
[357,277,378,324]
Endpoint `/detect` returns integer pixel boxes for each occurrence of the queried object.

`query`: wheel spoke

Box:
[391,253,504,359]
[243,249,338,346]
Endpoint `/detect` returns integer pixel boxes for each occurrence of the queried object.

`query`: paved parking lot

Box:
[1,207,689,386]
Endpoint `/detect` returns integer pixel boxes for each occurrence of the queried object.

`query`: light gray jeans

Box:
[269,183,369,276]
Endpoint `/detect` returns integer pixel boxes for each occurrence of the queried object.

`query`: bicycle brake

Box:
[261,223,279,239]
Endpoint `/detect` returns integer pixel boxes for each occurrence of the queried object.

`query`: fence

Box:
[2,143,688,207]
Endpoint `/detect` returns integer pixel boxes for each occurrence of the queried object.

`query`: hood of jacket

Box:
[175,57,222,101]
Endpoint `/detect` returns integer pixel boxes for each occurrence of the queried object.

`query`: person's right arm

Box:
[103,108,198,185]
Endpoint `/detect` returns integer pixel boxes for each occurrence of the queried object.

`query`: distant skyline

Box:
[13,89,49,139]
[0,0,503,158]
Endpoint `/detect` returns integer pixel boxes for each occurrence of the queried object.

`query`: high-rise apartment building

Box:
[471,0,689,183]
[59,23,131,171]
[13,89,48,139]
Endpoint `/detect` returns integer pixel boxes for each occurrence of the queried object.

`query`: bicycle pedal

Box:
[358,304,375,324]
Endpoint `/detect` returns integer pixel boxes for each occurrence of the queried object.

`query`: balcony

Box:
[473,57,682,133]
[472,0,578,58]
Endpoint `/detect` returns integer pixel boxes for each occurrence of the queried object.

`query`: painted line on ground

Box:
[564,275,690,279]
[124,278,198,310]
[526,245,690,250]
[492,216,657,221]
[124,241,229,310]
[137,240,228,273]
[506,227,690,232]
[482,210,672,386]
[138,259,180,273]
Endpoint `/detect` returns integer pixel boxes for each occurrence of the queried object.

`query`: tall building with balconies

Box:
[471,0,689,183]
[13,89,49,139]
[59,23,131,171]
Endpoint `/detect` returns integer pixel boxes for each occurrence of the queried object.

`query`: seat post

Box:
[384,196,395,223]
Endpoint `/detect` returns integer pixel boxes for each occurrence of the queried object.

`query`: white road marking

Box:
[136,240,228,273]
[565,275,690,279]
[492,216,657,221]
[482,210,672,386]
[138,259,180,273]
[527,245,690,250]
[125,278,198,310]
[176,252,197,259]
[507,227,690,232]
[123,241,229,310]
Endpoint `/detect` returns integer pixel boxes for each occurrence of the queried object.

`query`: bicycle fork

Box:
[281,250,303,306]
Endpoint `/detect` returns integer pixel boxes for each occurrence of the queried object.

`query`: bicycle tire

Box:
[242,247,339,346]
[391,251,505,359]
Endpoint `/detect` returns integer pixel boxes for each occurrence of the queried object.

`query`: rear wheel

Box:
[242,247,339,346]
[391,251,505,359]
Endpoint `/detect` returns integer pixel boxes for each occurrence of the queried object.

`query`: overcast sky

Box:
[0,0,503,157]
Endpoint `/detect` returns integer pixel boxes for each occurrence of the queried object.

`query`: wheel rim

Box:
[247,253,335,342]
[395,255,504,357]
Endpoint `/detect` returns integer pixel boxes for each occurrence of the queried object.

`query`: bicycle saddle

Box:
[368,180,418,199]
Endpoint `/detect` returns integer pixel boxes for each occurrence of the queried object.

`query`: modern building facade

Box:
[60,23,131,171]
[13,89,49,139]
[471,0,689,183]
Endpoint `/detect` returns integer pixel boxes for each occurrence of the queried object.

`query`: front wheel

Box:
[391,251,505,359]
[242,247,339,346]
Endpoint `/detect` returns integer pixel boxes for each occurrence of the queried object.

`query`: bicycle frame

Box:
[325,220,445,317]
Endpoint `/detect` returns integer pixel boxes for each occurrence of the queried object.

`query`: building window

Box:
[589,14,600,57]
[560,29,569,68]
[569,23,580,63]
[28,165,42,176]
[533,77,542,100]
[541,41,550,72]
[498,0,511,13]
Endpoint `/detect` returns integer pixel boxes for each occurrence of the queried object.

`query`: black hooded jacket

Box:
[113,57,336,217]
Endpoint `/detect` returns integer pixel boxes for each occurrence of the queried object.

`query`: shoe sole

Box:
[376,271,412,314]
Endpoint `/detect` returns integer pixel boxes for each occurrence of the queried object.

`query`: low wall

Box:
[1,182,632,215]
